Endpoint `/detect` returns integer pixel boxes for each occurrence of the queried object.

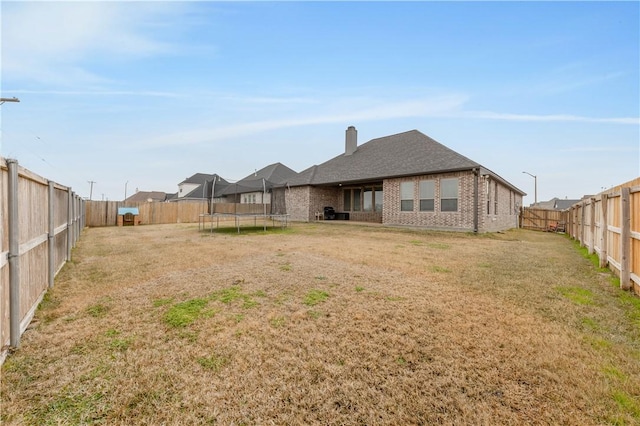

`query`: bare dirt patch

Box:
[2,223,639,425]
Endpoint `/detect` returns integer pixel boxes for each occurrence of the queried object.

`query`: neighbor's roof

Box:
[124,191,167,203]
[532,197,582,210]
[221,163,297,195]
[286,129,525,195]
[179,173,228,186]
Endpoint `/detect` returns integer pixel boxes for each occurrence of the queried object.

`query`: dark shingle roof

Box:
[178,174,229,199]
[180,173,228,186]
[222,163,297,195]
[287,130,480,186]
[286,129,525,195]
[124,191,167,203]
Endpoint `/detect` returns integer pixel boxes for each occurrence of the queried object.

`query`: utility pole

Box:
[124,181,129,201]
[88,180,96,201]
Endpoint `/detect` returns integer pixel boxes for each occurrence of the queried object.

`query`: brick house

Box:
[283,127,525,232]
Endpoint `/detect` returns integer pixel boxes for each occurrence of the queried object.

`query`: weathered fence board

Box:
[519,207,568,231]
[567,177,640,296]
[0,158,83,365]
[85,200,271,227]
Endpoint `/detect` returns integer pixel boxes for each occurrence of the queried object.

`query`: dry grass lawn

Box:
[1,221,639,425]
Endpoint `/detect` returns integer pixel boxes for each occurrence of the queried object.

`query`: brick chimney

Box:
[345,126,357,156]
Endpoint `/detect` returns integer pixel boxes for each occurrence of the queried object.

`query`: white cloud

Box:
[460,110,639,125]
[2,2,188,87]
[134,94,470,148]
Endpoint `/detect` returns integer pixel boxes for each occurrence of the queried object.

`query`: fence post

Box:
[580,201,586,246]
[620,187,631,290]
[48,181,55,288]
[73,193,79,245]
[67,187,73,261]
[599,193,608,268]
[589,198,596,254]
[7,159,21,348]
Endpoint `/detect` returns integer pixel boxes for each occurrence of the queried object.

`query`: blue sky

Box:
[1,1,638,204]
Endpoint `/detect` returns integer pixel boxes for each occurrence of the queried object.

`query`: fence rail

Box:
[1,158,84,364]
[85,200,272,227]
[520,207,569,231]
[567,178,640,296]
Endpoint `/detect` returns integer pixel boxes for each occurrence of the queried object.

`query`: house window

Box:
[375,186,383,211]
[419,180,435,212]
[344,186,383,212]
[363,188,373,212]
[494,182,498,215]
[400,182,414,211]
[353,188,361,211]
[486,180,491,214]
[440,178,458,212]
[343,190,351,211]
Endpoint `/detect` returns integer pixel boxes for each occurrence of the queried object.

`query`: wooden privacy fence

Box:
[1,158,84,363]
[85,201,273,227]
[520,207,569,231]
[567,178,640,296]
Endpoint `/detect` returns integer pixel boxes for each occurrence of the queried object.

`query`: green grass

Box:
[431,265,451,273]
[618,290,640,327]
[211,286,259,309]
[303,289,329,306]
[556,286,595,306]
[601,365,626,380]
[572,240,609,271]
[86,303,109,318]
[26,391,108,426]
[355,286,365,292]
[164,298,209,328]
[612,390,640,418]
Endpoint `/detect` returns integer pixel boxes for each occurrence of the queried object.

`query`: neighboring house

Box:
[531,197,583,210]
[123,191,167,203]
[221,163,297,212]
[173,173,229,202]
[283,126,525,232]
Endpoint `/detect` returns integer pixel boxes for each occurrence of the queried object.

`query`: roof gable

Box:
[180,173,229,186]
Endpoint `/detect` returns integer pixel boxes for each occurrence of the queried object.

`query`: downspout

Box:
[473,168,479,233]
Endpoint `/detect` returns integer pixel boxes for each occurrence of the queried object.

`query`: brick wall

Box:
[286,186,341,222]
[289,173,522,232]
[285,186,310,221]
[479,177,523,232]
[384,171,521,232]
[384,171,477,231]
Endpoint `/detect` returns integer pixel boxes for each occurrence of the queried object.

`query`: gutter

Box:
[473,167,479,233]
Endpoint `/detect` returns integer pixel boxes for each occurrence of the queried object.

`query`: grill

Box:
[323,206,336,220]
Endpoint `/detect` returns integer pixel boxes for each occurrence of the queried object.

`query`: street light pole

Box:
[0,97,20,105]
[124,181,129,201]
[88,181,96,201]
[0,98,20,155]
[522,171,537,206]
